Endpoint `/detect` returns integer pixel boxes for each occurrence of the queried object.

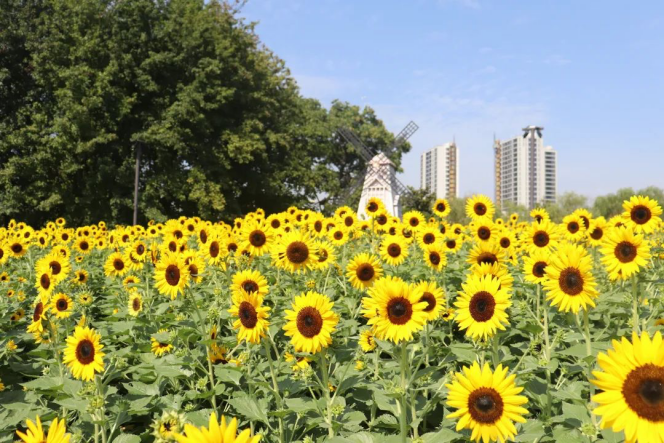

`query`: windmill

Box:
[522,125,543,209]
[336,121,418,219]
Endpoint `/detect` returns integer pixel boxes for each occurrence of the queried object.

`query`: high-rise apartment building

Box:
[495,126,557,209]
[420,142,459,199]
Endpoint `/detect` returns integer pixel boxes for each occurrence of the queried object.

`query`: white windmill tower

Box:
[337,122,418,219]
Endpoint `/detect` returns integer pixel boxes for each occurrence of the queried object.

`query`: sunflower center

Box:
[477,252,497,266]
[165,265,180,286]
[429,252,441,266]
[286,241,309,264]
[376,215,388,225]
[137,244,145,254]
[559,268,584,295]
[33,302,44,322]
[468,387,504,424]
[469,291,496,322]
[615,241,637,263]
[188,264,198,278]
[296,307,323,338]
[239,301,258,329]
[356,263,375,281]
[436,202,445,212]
[420,292,436,312]
[132,297,141,311]
[409,218,419,227]
[590,228,603,240]
[334,231,343,240]
[209,241,220,258]
[533,262,547,278]
[580,216,590,228]
[200,230,208,243]
[387,297,413,325]
[368,202,379,212]
[228,242,238,253]
[40,273,51,290]
[344,216,353,227]
[78,273,86,282]
[243,280,259,293]
[534,231,549,247]
[317,249,329,262]
[76,339,95,364]
[477,227,491,240]
[387,244,401,258]
[80,241,89,251]
[421,233,435,245]
[623,364,664,421]
[631,205,652,224]
[49,261,61,275]
[567,222,579,233]
[11,243,22,253]
[500,238,511,248]
[446,240,457,249]
[56,298,68,311]
[113,259,124,271]
[474,203,487,216]
[249,230,267,247]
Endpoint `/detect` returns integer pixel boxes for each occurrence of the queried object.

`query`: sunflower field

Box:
[1,195,664,443]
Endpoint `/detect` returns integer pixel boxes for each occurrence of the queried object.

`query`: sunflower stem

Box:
[632,275,640,334]
[95,375,108,443]
[541,285,552,419]
[399,341,409,443]
[187,289,217,411]
[319,348,334,437]
[491,334,499,367]
[263,339,285,443]
[582,309,598,426]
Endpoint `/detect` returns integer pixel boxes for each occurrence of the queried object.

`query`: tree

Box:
[593,187,664,218]
[400,187,435,218]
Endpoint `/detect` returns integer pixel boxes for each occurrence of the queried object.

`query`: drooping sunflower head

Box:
[454,274,511,341]
[362,276,429,343]
[622,195,663,233]
[359,328,377,352]
[543,242,598,313]
[228,289,271,344]
[151,329,174,357]
[446,362,528,443]
[466,195,495,221]
[62,326,105,381]
[283,291,338,354]
[600,225,651,281]
[346,253,384,290]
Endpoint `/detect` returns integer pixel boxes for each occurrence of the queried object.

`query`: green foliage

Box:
[592,186,664,219]
[400,186,435,218]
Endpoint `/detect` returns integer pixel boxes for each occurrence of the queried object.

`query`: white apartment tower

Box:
[420,142,459,199]
[495,126,557,209]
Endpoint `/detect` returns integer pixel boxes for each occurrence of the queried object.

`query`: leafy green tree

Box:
[400,186,435,219]
[593,187,664,218]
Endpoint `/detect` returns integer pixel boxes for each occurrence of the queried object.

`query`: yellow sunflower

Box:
[104,252,129,278]
[7,238,27,258]
[415,281,446,321]
[359,328,377,352]
[272,230,317,273]
[443,235,463,254]
[432,198,451,218]
[379,235,409,266]
[562,214,586,242]
[78,293,93,306]
[416,225,442,249]
[524,219,560,254]
[365,197,385,217]
[183,251,206,284]
[472,262,514,294]
[622,195,663,234]
[591,331,664,443]
[240,220,273,257]
[542,243,598,313]
[600,226,651,281]
[50,293,73,319]
[128,292,143,317]
[313,240,337,270]
[283,291,338,354]
[72,270,88,285]
[73,237,93,255]
[446,362,528,443]
[467,241,505,269]
[154,252,190,300]
[16,416,71,443]
[27,301,47,335]
[36,253,70,285]
[63,326,105,381]
[454,275,511,341]
[522,249,551,284]
[402,210,426,230]
[151,329,174,356]
[587,216,608,246]
[361,276,428,343]
[230,269,269,299]
[530,207,550,223]
[173,412,261,443]
[423,243,447,271]
[472,218,498,243]
[228,289,271,344]
[466,195,495,221]
[346,253,384,290]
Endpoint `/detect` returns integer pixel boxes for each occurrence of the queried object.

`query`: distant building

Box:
[495,126,557,209]
[420,142,459,199]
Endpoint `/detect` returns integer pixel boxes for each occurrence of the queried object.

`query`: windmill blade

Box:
[337,127,375,162]
[387,121,419,157]
[333,164,372,207]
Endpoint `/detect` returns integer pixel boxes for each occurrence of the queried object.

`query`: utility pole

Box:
[133,143,142,226]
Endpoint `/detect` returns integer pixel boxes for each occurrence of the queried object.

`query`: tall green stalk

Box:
[632,275,639,334]
[399,341,409,443]
[582,309,597,426]
[263,339,285,442]
[319,348,334,438]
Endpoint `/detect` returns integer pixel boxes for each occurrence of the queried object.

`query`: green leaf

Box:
[422,427,462,442]
[111,434,141,443]
[214,365,243,386]
[227,394,268,424]
[285,397,317,413]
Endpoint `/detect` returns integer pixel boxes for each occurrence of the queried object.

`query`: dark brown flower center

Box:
[40,273,51,290]
[387,297,413,325]
[33,302,44,322]
[356,263,375,281]
[423,233,436,244]
[334,231,343,240]
[615,241,637,263]
[239,301,258,329]
[228,242,238,253]
[420,292,436,312]
[286,241,309,264]
[242,280,259,293]
[113,258,124,271]
[76,339,95,364]
[49,261,61,275]
[559,268,583,295]
[56,298,68,311]
[631,205,652,225]
[446,239,457,249]
[209,241,220,258]
[474,203,487,216]
[429,252,441,266]
[165,265,180,286]
[567,221,580,233]
[313,220,322,232]
[296,307,323,338]
[318,249,329,263]
[79,241,89,251]
[344,216,353,227]
[477,227,491,240]
[623,364,664,422]
[469,291,496,322]
[533,231,549,247]
[436,202,446,212]
[477,252,497,266]
[188,264,199,278]
[590,228,603,240]
[468,387,504,423]
[376,215,388,225]
[533,261,547,278]
[367,202,379,212]
[409,218,419,227]
[387,244,401,258]
[500,238,511,248]
[136,244,145,254]
[11,243,23,254]
[249,230,267,247]
[199,230,208,244]
[132,297,141,311]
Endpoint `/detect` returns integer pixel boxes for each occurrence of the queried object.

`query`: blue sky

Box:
[240,1,664,199]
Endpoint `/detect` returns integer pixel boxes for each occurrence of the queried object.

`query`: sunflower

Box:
[466,195,495,221]
[50,293,73,319]
[587,216,608,246]
[590,331,664,443]
[622,195,663,234]
[78,293,93,306]
[10,308,25,322]
[104,252,129,278]
[228,289,271,344]
[346,253,384,290]
[173,412,261,443]
[446,362,528,443]
[530,207,550,223]
[16,416,71,443]
[7,238,27,258]
[542,243,598,313]
[522,249,551,284]
[361,276,428,343]
[152,411,186,442]
[285,352,311,371]
[204,234,226,266]
[63,326,105,381]
[373,210,390,232]
[359,328,377,352]
[128,292,143,317]
[454,275,511,341]
[27,301,47,335]
[416,225,442,249]
[272,230,318,274]
[402,210,426,230]
[337,211,357,230]
[209,343,241,366]
[240,220,273,257]
[524,219,560,254]
[495,229,516,253]
[183,251,206,284]
[328,226,351,246]
[0,243,8,265]
[432,198,451,218]
[36,254,70,285]
[472,262,514,294]
[443,235,463,254]
[151,329,174,356]
[423,243,447,271]
[467,241,505,269]
[314,240,337,270]
[600,226,651,281]
[283,291,338,354]
[73,237,92,255]
[380,235,409,266]
[562,214,586,242]
[154,252,190,300]
[231,269,269,299]
[415,281,446,321]
[0,272,9,283]
[72,270,88,285]
[365,197,385,217]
